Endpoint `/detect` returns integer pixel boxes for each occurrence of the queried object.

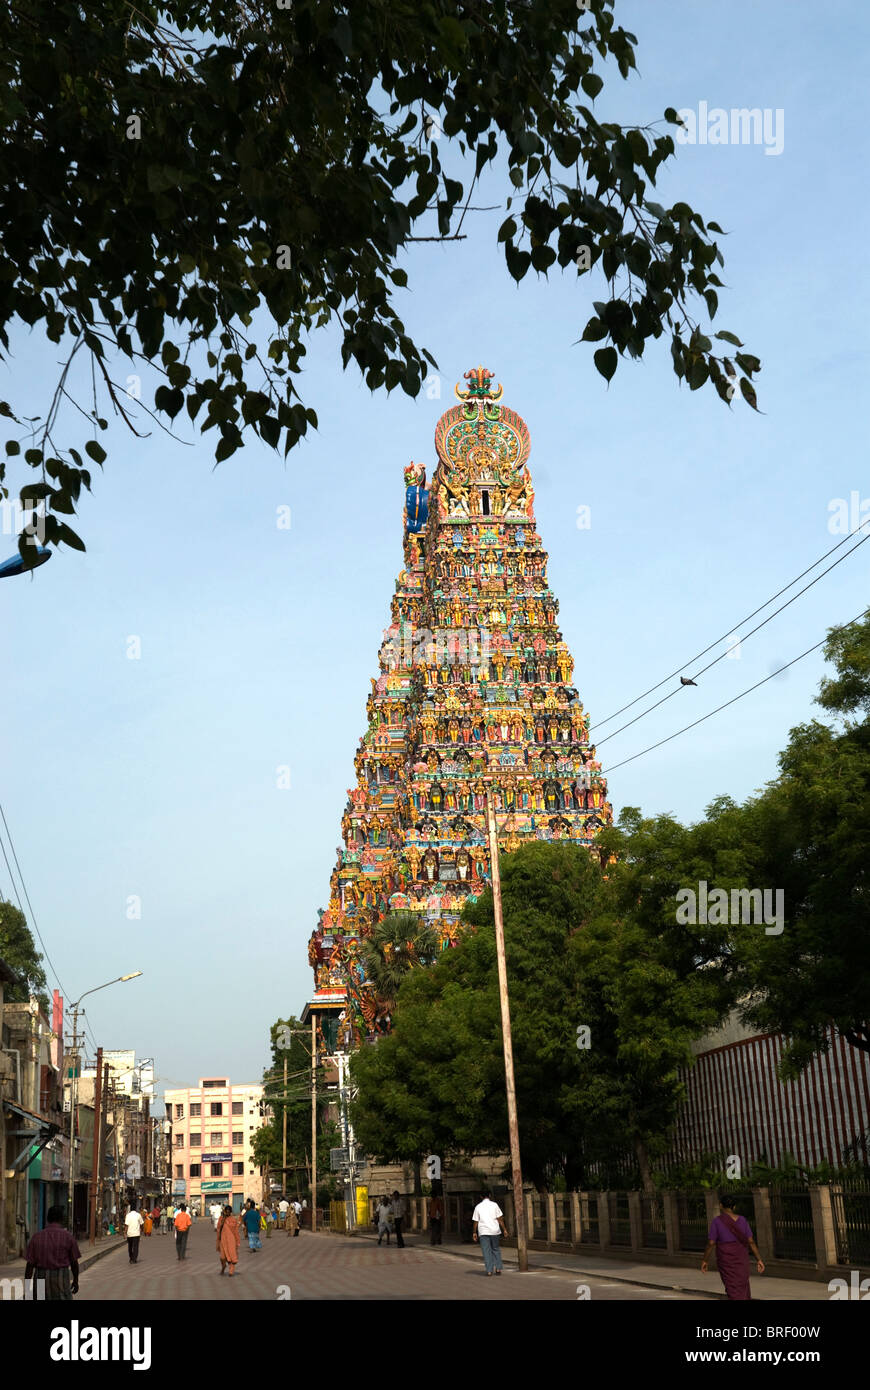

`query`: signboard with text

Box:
[202,1152,232,1163]
[200,1179,232,1192]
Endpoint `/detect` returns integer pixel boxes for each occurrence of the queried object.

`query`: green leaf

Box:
[739,378,759,410]
[5,440,20,455]
[56,522,86,552]
[593,347,618,383]
[715,331,743,347]
[581,73,604,100]
[84,439,107,463]
[582,318,608,343]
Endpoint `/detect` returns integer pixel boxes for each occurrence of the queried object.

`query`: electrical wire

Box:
[0,799,101,1059]
[600,606,870,776]
[593,518,870,733]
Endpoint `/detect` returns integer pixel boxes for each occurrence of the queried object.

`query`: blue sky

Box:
[1,0,868,1090]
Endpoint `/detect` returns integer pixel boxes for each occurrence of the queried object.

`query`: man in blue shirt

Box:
[241,1200,262,1252]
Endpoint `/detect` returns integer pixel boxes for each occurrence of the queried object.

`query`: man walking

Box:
[174,1201,192,1260]
[472,1191,507,1276]
[124,1204,144,1264]
[24,1206,81,1300]
[241,1199,262,1252]
[391,1190,406,1248]
[428,1193,444,1245]
[278,1196,289,1230]
[376,1196,393,1246]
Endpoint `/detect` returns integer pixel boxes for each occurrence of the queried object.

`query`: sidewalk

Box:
[0,1235,125,1290]
[345,1228,832,1300]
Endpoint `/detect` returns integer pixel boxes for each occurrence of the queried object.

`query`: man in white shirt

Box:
[278,1197,290,1230]
[210,1202,221,1229]
[376,1198,393,1246]
[472,1192,507,1276]
[124,1205,145,1264]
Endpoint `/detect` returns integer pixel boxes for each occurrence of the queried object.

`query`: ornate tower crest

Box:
[455,366,503,402]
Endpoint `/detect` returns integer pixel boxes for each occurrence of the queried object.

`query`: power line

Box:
[0,825,27,917]
[593,519,870,733]
[595,525,870,748]
[0,801,102,1052]
[0,800,70,998]
[600,606,870,776]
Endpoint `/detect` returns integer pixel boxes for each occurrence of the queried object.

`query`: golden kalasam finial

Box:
[454,365,503,402]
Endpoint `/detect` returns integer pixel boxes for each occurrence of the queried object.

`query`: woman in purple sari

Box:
[701,1194,765,1299]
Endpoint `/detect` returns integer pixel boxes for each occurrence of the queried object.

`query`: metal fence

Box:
[530,1194,548,1241]
[677,1192,709,1252]
[770,1189,815,1263]
[580,1192,599,1243]
[832,1185,870,1266]
[607,1192,631,1246]
[640,1193,667,1250]
[553,1194,572,1243]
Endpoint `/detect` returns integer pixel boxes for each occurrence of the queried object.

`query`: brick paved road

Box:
[76,1223,696,1300]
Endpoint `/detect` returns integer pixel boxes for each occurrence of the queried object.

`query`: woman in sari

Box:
[701,1194,765,1299]
[286,1203,299,1238]
[217,1204,241,1277]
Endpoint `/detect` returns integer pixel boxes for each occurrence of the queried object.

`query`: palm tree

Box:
[361,911,439,1008]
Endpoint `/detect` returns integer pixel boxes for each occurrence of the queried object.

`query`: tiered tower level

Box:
[307,368,612,1045]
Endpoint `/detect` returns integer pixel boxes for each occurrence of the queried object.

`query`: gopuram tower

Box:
[305,367,612,1048]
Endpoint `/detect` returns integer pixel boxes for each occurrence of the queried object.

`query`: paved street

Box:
[73,1223,696,1301]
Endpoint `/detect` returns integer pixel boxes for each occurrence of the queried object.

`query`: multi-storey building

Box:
[163,1078,268,1214]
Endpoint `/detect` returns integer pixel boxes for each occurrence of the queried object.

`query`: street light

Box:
[0,545,52,578]
[66,972,143,1232]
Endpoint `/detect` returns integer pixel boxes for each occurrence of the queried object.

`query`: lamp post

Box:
[485,790,529,1272]
[66,972,142,1234]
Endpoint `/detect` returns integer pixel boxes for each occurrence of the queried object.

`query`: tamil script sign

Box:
[201,1152,232,1163]
[200,1179,231,1192]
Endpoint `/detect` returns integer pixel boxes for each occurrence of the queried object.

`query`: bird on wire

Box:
[680,676,698,687]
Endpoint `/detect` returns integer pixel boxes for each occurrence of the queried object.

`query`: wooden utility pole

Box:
[486,790,529,1272]
[66,1010,79,1230]
[88,1047,103,1245]
[310,1012,317,1233]
[97,1061,110,1238]
[112,1083,121,1229]
[282,1055,288,1188]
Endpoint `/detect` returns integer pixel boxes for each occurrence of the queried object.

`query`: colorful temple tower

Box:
[306,368,612,1047]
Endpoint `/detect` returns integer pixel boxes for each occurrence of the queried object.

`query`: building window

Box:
[481,489,490,516]
[232,1100,243,1115]
[210,1102,223,1116]
[232,1162,244,1176]
[190,1103,201,1117]
[189,1164,201,1177]
[175,1164,183,1179]
[209,1133,224,1147]
[232,1131,243,1145]
[189,1133,201,1147]
[203,1080,227,1088]
[210,1163,223,1177]
[174,1134,184,1148]
[175,1103,184,1119]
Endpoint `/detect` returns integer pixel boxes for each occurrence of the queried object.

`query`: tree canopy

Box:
[733,614,870,1073]
[0,900,49,1012]
[1,0,758,561]
[351,839,740,1189]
